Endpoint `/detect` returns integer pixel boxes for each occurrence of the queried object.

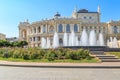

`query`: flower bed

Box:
[0,48,98,62]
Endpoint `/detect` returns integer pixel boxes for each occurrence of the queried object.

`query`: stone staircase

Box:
[91,51,120,62]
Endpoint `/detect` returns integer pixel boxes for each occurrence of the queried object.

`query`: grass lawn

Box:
[105,52,120,58]
[0,57,99,63]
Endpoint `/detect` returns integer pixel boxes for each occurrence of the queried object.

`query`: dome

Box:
[54,12,61,17]
[77,9,88,13]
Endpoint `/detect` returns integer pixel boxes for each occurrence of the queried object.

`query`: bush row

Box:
[0,40,28,47]
[0,48,93,61]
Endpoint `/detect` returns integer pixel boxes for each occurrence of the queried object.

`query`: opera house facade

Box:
[18,6,120,48]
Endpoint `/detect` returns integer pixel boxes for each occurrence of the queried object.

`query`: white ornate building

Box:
[19,6,120,48]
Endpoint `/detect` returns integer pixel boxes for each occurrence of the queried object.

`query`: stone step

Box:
[91,52,105,55]
[96,55,115,57]
[91,53,104,54]
[98,57,119,59]
[91,52,104,54]
[101,59,120,62]
[90,51,120,62]
[91,51,104,54]
[95,54,120,62]
[92,54,105,56]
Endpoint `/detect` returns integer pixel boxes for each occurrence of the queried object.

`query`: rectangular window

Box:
[89,17,92,19]
[30,38,32,41]
[43,26,46,33]
[58,24,63,32]
[84,16,86,19]
[38,36,40,41]
[74,24,78,32]
[34,28,36,33]
[38,27,41,33]
[33,37,35,41]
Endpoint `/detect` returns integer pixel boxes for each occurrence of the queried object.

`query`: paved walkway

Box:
[0,61,120,80]
[0,66,120,80]
[0,60,120,68]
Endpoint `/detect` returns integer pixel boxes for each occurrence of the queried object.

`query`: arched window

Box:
[66,24,70,32]
[99,30,101,33]
[33,37,35,41]
[89,16,92,19]
[84,16,87,19]
[38,36,40,41]
[58,24,63,32]
[59,38,63,46]
[81,26,83,29]
[90,26,92,29]
[43,25,46,33]
[74,24,78,32]
[34,28,36,33]
[22,30,27,38]
[113,26,118,34]
[49,26,54,33]
[38,26,41,33]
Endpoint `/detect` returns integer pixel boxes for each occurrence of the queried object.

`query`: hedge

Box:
[0,48,93,61]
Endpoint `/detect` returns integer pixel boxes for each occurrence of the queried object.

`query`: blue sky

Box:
[0,0,120,38]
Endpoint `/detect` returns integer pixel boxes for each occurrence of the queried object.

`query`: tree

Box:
[11,41,20,47]
[0,40,4,47]
[2,40,10,47]
[0,40,10,47]
[19,41,28,48]
[0,40,28,48]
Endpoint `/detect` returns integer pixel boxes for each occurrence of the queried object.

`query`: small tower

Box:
[54,12,61,18]
[97,5,101,22]
[98,5,100,13]
[72,6,78,18]
[73,6,78,13]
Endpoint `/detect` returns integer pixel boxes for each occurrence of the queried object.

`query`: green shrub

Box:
[56,48,68,59]
[65,50,70,59]
[2,51,9,58]
[77,49,85,59]
[69,52,77,60]
[65,49,91,60]
[0,48,12,58]
[0,48,93,61]
[29,48,45,60]
[8,49,14,57]
[30,52,43,60]
[55,50,63,59]
[39,49,46,59]
[0,49,5,57]
[46,50,56,61]
[86,56,92,60]
[13,50,21,58]
[30,53,39,59]
[23,53,30,60]
[0,49,4,54]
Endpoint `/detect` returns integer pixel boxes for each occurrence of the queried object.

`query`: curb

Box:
[0,63,120,69]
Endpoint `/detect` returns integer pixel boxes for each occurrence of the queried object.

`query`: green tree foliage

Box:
[0,40,28,48]
[0,40,10,47]
[19,41,28,48]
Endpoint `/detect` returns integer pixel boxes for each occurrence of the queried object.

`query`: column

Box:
[36,27,38,34]
[22,31,25,38]
[35,37,38,42]
[32,37,33,42]
[32,27,34,34]
[19,29,22,39]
